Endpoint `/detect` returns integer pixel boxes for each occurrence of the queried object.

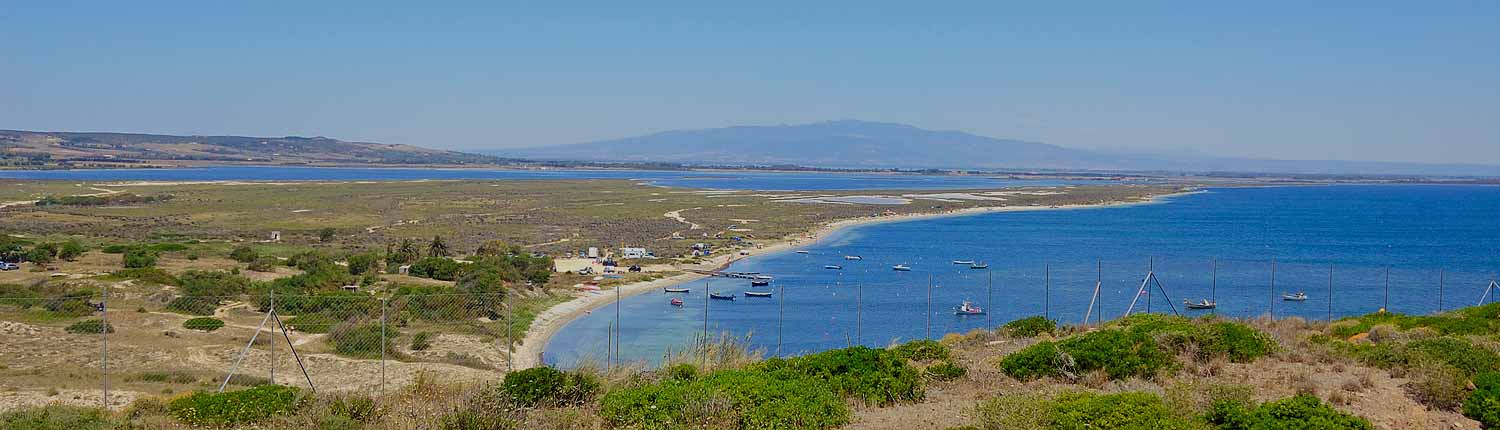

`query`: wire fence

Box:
[1,259,1498,409]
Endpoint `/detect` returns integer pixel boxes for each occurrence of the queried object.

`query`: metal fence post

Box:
[380,297,387,398]
[100,288,109,410]
[506,295,513,372]
[269,290,276,385]
[776,283,784,357]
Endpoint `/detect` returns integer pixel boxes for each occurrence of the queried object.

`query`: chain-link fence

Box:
[2,259,1498,410]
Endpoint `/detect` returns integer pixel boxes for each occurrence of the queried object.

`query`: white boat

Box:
[824,265,843,270]
[952,260,974,265]
[844,255,862,260]
[664,288,690,293]
[954,301,985,315]
[969,262,989,269]
[1282,292,1308,301]
[1184,299,1217,310]
[743,291,773,298]
[750,279,770,286]
[795,250,810,254]
[892,264,912,271]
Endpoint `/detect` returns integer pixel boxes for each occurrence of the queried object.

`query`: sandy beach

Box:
[512,188,1202,369]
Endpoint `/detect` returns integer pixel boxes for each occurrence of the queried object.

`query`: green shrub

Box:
[753,346,923,405]
[248,256,280,272]
[229,246,259,263]
[1002,329,1174,381]
[1207,394,1372,430]
[166,296,221,315]
[122,247,158,268]
[1405,359,1470,411]
[0,405,114,430]
[409,256,462,281]
[57,241,86,261]
[326,394,379,424]
[410,331,434,351]
[926,360,967,380]
[666,363,698,381]
[287,313,339,334]
[110,267,179,286]
[600,370,848,430]
[1405,337,1500,376]
[975,391,1195,430]
[183,317,225,332]
[328,323,394,358]
[65,319,113,334]
[1465,372,1500,428]
[998,341,1063,381]
[500,367,600,407]
[168,385,306,426]
[892,339,951,361]
[1003,316,1057,337]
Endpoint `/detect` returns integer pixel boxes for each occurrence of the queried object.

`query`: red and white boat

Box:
[954,300,986,315]
[670,298,684,307]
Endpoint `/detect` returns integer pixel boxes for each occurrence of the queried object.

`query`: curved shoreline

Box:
[512,188,1203,369]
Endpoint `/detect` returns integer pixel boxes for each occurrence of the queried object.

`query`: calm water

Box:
[545,185,1500,367]
[0,166,1106,191]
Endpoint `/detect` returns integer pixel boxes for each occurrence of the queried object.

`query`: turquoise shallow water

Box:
[545,185,1500,367]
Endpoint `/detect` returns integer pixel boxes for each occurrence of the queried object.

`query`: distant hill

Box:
[497,120,1500,177]
[0,130,513,168]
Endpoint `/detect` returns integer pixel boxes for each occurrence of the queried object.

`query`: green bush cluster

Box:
[65,319,113,334]
[229,245,259,263]
[285,313,338,334]
[410,331,434,351]
[976,391,1194,430]
[183,317,225,332]
[1001,315,1275,381]
[500,367,601,407]
[601,370,848,430]
[168,385,307,426]
[121,246,158,269]
[925,361,968,380]
[0,404,114,430]
[753,346,924,405]
[1465,372,1500,428]
[891,339,951,361]
[328,323,395,358]
[1003,316,1057,337]
[1331,304,1500,338]
[1207,394,1372,430]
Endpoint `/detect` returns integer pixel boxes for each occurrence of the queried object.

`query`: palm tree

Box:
[428,235,449,257]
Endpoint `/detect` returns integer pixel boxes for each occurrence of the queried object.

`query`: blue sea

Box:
[0,166,1108,191]
[544,185,1500,367]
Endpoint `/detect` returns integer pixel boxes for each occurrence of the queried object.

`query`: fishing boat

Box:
[954,300,985,315]
[892,264,912,271]
[710,293,737,301]
[969,262,989,269]
[664,288,690,293]
[952,260,974,265]
[670,298,684,306]
[795,250,810,254]
[750,279,771,286]
[844,255,863,260]
[744,291,773,298]
[824,265,843,270]
[1282,292,1308,301]
[1183,299,1217,310]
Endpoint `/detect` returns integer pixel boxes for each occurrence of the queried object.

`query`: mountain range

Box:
[496,120,1500,177]
[0,130,511,167]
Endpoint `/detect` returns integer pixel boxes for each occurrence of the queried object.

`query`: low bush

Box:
[183,317,225,332]
[229,245,259,263]
[1405,337,1500,376]
[1003,316,1057,337]
[285,313,338,334]
[975,391,1194,430]
[248,256,280,272]
[1465,372,1500,428]
[500,367,600,407]
[410,331,434,351]
[328,323,394,358]
[891,339,950,361]
[601,370,848,430]
[1207,394,1372,430]
[0,405,115,430]
[166,296,221,315]
[122,247,158,269]
[65,319,113,334]
[753,346,923,405]
[168,385,307,426]
[1001,329,1175,381]
[926,360,967,380]
[665,363,697,381]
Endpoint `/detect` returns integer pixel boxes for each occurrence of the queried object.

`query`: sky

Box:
[3,2,1498,164]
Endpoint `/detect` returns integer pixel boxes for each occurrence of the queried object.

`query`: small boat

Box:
[892,264,912,271]
[750,279,771,286]
[795,250,810,254]
[710,293,736,301]
[952,260,974,265]
[670,298,684,307]
[1184,299,1217,310]
[954,300,985,315]
[664,288,690,293]
[969,262,988,269]
[744,291,773,298]
[844,255,863,260]
[824,265,843,270]
[1282,292,1308,301]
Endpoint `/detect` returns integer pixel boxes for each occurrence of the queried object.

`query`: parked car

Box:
[0,262,19,271]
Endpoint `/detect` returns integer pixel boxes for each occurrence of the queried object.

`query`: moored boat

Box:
[1282,292,1308,301]
[844,255,862,260]
[892,264,912,271]
[969,262,988,269]
[952,260,974,265]
[1184,299,1217,310]
[795,250,810,254]
[750,279,771,286]
[670,298,684,306]
[710,293,737,301]
[824,265,843,270]
[744,291,773,298]
[954,300,985,315]
[664,288,690,293]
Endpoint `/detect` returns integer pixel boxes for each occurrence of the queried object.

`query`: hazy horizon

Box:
[4,2,1498,165]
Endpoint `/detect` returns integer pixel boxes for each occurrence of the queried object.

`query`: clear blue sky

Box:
[3,1,1498,164]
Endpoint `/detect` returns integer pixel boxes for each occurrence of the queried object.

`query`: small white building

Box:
[269,231,282,242]
[619,247,649,259]
[587,247,599,258]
